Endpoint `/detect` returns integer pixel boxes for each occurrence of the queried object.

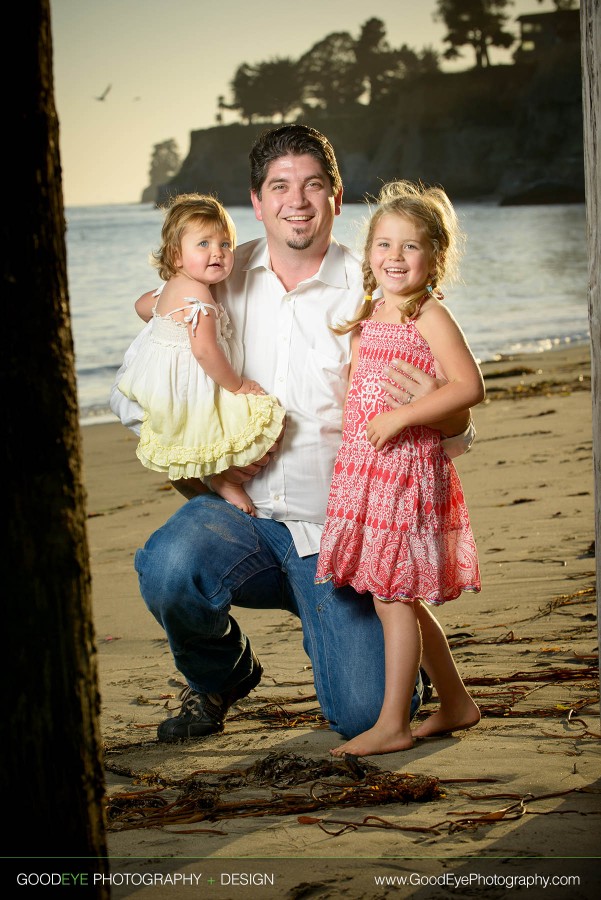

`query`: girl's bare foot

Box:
[412,698,480,739]
[330,723,414,757]
[210,474,256,515]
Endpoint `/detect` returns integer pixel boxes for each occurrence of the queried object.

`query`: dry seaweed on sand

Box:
[483,372,590,399]
[525,586,596,620]
[462,665,598,687]
[298,783,601,838]
[105,751,445,832]
[228,696,328,729]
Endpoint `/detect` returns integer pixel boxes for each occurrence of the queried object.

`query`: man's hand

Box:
[380,360,470,438]
[379,359,444,408]
[221,418,286,485]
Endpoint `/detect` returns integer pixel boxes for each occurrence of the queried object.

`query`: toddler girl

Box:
[118,193,285,514]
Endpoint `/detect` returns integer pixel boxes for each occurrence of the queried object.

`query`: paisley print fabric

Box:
[315,315,480,605]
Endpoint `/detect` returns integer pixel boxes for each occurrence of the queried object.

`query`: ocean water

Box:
[65,202,590,426]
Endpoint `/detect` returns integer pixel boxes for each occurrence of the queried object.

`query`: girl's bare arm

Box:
[188,307,262,394]
[380,360,471,437]
[367,302,484,450]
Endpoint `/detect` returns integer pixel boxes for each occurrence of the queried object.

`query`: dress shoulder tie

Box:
[181,298,220,335]
[161,297,220,336]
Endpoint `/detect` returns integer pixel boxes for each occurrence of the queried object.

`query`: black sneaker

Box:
[157,652,263,743]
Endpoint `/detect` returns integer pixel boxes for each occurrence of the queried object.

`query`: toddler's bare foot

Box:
[210,474,256,515]
[330,723,414,757]
[412,699,480,739]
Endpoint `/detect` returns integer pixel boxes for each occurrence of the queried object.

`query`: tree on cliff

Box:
[229,58,302,123]
[354,18,439,103]
[355,18,393,103]
[148,139,181,190]
[435,0,515,68]
[220,18,440,123]
[298,32,364,109]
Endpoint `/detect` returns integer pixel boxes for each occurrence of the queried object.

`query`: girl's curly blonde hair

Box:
[152,193,237,281]
[334,180,464,335]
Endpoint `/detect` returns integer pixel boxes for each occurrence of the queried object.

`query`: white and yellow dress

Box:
[118,289,285,481]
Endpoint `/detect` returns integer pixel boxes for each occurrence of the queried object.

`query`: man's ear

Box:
[334,187,343,216]
[250,190,263,222]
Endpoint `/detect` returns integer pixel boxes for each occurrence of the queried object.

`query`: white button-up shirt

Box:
[214,237,364,555]
[110,236,474,557]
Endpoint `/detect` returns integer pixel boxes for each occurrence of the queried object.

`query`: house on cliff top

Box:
[513,8,580,65]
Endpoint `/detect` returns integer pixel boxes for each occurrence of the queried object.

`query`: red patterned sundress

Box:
[315,314,481,605]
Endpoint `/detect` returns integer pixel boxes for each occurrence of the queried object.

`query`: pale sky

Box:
[50,0,547,207]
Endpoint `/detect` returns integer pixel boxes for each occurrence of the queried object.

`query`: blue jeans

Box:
[134,494,422,738]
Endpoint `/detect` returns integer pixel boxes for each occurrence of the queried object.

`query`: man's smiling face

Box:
[251,153,342,255]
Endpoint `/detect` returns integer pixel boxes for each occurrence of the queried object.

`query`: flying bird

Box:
[95,84,111,101]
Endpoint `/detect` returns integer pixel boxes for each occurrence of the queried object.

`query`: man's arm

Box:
[109,321,153,435]
[380,359,472,434]
[169,418,286,499]
[170,477,210,499]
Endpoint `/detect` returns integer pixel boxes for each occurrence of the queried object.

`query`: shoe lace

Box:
[178,686,199,711]
[178,686,222,719]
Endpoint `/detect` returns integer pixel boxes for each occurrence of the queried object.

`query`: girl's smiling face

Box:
[369,213,435,299]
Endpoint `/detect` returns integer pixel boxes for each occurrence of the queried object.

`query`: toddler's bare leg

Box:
[209,473,256,516]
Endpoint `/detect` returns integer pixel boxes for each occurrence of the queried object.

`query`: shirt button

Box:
[274,494,280,500]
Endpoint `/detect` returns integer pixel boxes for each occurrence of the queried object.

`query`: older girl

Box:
[316,180,483,756]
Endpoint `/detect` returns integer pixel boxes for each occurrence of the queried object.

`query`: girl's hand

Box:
[366,411,404,451]
[234,378,267,396]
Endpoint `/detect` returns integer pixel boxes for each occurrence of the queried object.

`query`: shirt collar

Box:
[244,238,350,289]
[244,239,271,272]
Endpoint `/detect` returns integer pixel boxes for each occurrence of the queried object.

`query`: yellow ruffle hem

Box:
[135,392,285,480]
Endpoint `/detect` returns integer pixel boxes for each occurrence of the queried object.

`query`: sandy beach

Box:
[81,343,600,897]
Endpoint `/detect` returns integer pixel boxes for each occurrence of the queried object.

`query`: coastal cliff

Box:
[154,53,583,207]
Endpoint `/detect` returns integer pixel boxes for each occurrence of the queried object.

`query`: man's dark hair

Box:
[249,124,342,198]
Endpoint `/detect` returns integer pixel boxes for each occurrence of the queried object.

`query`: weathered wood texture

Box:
[0,0,109,878]
[580,0,600,716]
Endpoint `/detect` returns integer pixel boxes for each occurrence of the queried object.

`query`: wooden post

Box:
[580,0,600,723]
[1,0,109,876]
